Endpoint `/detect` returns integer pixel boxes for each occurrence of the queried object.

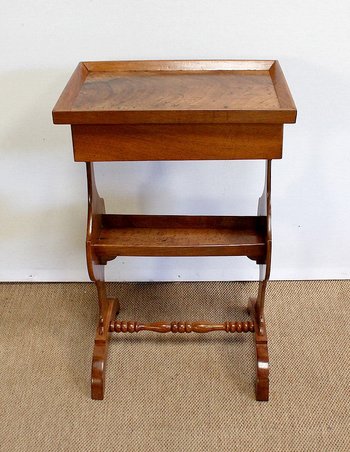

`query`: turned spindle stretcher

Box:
[52,60,296,401]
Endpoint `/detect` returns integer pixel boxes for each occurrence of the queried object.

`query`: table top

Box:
[52,60,296,125]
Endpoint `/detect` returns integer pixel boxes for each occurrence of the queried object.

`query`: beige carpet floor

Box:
[0,281,349,452]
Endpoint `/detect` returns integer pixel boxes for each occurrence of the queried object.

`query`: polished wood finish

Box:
[91,297,119,400]
[92,214,266,260]
[86,162,121,400]
[256,160,272,335]
[269,61,296,110]
[248,298,269,401]
[53,60,296,125]
[110,320,255,333]
[53,62,89,115]
[84,59,275,72]
[72,124,283,161]
[73,71,279,112]
[52,60,296,402]
[85,161,271,401]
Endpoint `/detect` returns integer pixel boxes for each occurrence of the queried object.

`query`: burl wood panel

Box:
[71,124,283,161]
[73,71,279,111]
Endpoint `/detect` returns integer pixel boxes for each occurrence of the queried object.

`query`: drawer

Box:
[71,124,283,161]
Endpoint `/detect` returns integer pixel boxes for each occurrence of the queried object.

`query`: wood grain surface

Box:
[51,60,297,401]
[91,214,266,260]
[72,71,279,111]
[52,60,297,124]
[72,124,283,161]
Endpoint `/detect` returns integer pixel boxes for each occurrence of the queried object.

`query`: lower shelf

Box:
[92,214,266,260]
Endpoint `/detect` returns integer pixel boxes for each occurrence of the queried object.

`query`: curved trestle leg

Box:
[86,161,272,400]
[91,286,120,400]
[248,298,269,401]
[86,162,121,399]
[249,159,271,401]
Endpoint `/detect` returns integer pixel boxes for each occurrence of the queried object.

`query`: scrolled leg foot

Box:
[255,342,269,401]
[248,298,269,402]
[91,343,106,400]
[256,378,269,401]
[91,297,119,400]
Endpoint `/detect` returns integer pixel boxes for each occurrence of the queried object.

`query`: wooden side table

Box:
[53,60,296,401]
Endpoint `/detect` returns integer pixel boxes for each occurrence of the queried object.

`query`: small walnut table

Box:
[53,60,296,401]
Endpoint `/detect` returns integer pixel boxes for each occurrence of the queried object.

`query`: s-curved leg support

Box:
[91,293,119,400]
[256,160,272,334]
[86,162,120,399]
[248,159,271,401]
[248,298,269,401]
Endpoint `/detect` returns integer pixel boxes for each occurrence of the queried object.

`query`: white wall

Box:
[1,1,350,281]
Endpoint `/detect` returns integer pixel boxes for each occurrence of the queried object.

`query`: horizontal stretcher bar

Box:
[109,320,255,334]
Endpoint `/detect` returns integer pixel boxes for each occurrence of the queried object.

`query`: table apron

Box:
[71,124,283,161]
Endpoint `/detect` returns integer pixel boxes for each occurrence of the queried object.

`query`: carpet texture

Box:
[0,281,349,451]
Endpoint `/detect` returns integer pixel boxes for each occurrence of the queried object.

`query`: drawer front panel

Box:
[72,124,283,161]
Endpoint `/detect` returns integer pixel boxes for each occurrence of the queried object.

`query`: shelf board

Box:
[92,214,266,259]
